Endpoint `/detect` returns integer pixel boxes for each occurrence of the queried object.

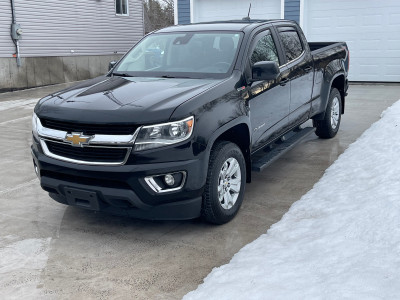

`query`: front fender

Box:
[202,117,252,184]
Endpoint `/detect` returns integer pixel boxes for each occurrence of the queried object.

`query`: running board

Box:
[251,127,315,172]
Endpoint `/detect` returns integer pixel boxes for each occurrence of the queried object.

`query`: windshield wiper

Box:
[160,75,190,79]
[112,72,134,77]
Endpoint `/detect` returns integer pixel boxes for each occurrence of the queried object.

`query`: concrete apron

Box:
[0,84,399,299]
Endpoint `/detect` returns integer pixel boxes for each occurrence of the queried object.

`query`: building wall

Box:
[0,54,123,92]
[0,1,14,57]
[0,0,143,58]
[191,0,281,23]
[177,0,300,25]
[303,0,400,82]
[177,0,191,24]
[284,0,300,23]
[0,0,143,91]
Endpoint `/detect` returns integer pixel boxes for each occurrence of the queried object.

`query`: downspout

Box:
[10,0,22,67]
[10,0,16,23]
[142,0,145,36]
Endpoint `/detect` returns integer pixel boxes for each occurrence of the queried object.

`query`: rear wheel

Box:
[202,141,246,224]
[314,88,342,138]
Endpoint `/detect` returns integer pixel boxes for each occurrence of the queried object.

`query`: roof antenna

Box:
[242,3,251,21]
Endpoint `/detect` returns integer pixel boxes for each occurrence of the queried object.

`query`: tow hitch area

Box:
[64,187,101,211]
[252,127,316,172]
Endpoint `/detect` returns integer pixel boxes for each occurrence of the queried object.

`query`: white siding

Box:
[303,0,400,82]
[0,0,144,58]
[0,2,14,57]
[192,0,281,23]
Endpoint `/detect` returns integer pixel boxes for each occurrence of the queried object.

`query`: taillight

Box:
[347,48,350,71]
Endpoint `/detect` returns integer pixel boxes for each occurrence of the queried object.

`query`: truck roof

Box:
[156,19,297,33]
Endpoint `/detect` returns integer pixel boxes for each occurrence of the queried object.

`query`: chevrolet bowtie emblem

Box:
[65,132,93,147]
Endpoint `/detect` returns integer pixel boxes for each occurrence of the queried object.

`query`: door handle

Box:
[304,66,313,72]
[280,78,289,86]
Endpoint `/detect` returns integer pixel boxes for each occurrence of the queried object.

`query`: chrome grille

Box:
[36,117,139,166]
[40,118,139,135]
[45,141,130,164]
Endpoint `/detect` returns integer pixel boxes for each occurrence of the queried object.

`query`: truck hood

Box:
[35,76,221,124]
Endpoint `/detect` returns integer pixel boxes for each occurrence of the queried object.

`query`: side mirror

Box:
[108,61,117,71]
[251,61,280,82]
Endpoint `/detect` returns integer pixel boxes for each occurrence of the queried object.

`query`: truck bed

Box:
[308,42,344,53]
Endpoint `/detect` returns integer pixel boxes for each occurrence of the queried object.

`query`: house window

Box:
[116,0,129,16]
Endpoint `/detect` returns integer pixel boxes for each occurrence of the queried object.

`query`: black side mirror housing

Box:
[108,61,117,71]
[251,61,280,82]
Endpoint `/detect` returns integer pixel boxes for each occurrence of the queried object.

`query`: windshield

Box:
[114,31,243,79]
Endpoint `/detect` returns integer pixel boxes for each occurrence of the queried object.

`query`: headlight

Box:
[134,116,194,151]
[32,112,39,140]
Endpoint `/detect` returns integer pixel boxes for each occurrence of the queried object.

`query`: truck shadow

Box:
[38,181,284,299]
[38,135,345,299]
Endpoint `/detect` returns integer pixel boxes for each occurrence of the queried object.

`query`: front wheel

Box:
[314,88,342,139]
[202,141,246,224]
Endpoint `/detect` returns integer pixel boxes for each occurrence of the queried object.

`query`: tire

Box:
[202,141,246,224]
[314,88,342,139]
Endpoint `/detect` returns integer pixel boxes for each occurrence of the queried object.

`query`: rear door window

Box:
[278,28,303,62]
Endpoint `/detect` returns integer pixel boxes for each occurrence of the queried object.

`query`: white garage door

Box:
[303,0,400,82]
[192,0,281,23]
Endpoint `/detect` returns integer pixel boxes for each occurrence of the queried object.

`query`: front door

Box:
[246,29,291,151]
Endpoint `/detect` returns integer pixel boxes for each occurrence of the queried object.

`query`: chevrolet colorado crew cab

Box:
[31,20,349,224]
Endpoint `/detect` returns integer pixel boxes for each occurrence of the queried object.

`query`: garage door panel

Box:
[352,57,400,81]
[362,14,384,26]
[389,13,400,25]
[192,0,280,23]
[304,0,400,81]
[310,0,400,11]
[336,16,357,27]
[387,65,400,77]
[308,17,330,29]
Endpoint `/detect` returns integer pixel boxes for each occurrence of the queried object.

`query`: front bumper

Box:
[31,141,206,220]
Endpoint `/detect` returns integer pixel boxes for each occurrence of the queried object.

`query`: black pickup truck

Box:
[31,20,349,224]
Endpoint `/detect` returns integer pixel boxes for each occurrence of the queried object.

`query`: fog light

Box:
[144,171,186,193]
[164,174,175,186]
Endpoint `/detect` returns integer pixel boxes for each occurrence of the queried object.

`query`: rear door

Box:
[245,28,291,151]
[275,25,314,126]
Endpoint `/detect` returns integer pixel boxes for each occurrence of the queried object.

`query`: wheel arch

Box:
[205,119,252,183]
[331,74,346,114]
[313,72,345,121]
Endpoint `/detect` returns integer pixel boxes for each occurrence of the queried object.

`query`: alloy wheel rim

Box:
[331,97,340,130]
[218,157,241,210]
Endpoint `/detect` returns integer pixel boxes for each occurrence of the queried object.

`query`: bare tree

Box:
[143,0,174,34]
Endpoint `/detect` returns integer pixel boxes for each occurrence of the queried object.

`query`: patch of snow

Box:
[184,100,400,300]
[0,99,38,111]
[0,237,51,299]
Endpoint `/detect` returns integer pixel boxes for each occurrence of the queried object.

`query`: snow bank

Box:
[184,100,400,299]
